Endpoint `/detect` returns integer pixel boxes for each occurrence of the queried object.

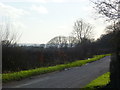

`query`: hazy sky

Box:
[0,0,110,44]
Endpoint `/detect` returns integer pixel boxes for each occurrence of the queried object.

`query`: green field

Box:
[2,54,110,83]
[84,72,110,89]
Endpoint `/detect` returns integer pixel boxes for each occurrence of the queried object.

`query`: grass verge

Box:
[2,54,110,83]
[84,72,110,89]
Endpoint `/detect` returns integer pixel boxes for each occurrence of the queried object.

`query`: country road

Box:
[3,56,110,88]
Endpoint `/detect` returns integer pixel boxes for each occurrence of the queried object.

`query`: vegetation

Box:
[2,18,114,74]
[1,0,119,88]
[2,31,113,73]
[93,0,120,88]
[2,54,109,83]
[84,72,110,89]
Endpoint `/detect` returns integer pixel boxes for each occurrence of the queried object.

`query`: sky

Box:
[0,0,110,44]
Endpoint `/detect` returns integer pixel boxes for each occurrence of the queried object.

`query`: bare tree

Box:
[93,0,120,21]
[47,36,68,48]
[67,36,77,47]
[0,21,20,47]
[93,0,120,50]
[106,21,120,32]
[72,19,93,44]
[93,0,120,88]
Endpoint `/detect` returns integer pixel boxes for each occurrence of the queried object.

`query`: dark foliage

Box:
[2,31,114,73]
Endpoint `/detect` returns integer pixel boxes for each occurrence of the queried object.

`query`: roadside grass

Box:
[84,72,110,89]
[2,54,110,83]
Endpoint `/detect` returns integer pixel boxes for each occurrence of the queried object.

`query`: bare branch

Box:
[72,19,93,44]
[92,0,120,21]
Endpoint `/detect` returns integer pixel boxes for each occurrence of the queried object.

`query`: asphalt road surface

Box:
[3,56,110,88]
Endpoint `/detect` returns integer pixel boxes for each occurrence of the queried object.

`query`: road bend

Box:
[3,56,110,88]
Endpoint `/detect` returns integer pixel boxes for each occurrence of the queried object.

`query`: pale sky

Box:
[0,0,110,44]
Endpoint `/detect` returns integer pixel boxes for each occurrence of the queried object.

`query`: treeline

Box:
[2,31,113,73]
[2,19,116,73]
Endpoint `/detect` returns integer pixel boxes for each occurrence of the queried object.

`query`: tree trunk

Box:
[110,31,120,88]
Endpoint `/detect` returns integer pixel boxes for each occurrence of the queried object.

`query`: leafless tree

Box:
[93,0,120,88]
[0,21,20,47]
[72,19,93,44]
[47,36,68,48]
[106,21,120,32]
[92,0,120,21]
[93,0,120,47]
[67,36,77,47]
